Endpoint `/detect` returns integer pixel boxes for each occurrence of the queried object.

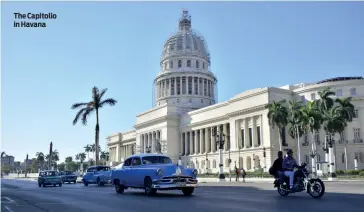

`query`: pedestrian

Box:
[241,167,246,182]
[235,166,240,182]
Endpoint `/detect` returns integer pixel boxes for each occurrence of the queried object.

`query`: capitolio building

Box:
[107,10,364,173]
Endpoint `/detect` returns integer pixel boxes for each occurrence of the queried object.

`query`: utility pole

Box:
[25,154,28,178]
[213,127,225,181]
[49,142,53,170]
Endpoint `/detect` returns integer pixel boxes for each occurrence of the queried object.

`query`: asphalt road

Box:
[1,179,363,212]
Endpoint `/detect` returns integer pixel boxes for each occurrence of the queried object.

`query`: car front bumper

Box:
[152,177,198,189]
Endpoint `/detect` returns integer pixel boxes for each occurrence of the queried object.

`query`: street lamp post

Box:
[178,152,182,166]
[217,131,226,181]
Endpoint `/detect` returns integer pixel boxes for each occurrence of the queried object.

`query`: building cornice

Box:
[134,115,180,129]
[226,105,268,118]
[293,79,364,94]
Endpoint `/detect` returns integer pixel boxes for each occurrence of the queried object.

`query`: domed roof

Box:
[161,10,211,64]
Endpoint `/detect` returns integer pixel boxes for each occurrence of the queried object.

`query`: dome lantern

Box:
[179,9,192,31]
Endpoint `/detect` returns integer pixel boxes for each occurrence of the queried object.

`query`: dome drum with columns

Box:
[107,10,364,175]
[155,10,217,109]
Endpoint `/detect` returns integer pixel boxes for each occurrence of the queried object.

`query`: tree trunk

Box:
[95,109,100,165]
[278,128,282,151]
[311,132,316,175]
[296,125,301,164]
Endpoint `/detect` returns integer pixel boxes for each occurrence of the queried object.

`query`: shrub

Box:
[359,171,364,177]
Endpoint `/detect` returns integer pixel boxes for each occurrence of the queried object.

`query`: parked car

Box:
[82,165,112,186]
[38,170,63,187]
[60,171,77,184]
[110,154,198,196]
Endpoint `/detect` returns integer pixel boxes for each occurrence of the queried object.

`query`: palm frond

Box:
[100,98,117,107]
[72,107,89,125]
[71,102,89,110]
[99,88,108,100]
[81,107,95,125]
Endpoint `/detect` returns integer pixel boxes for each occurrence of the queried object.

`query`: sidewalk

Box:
[196,177,364,183]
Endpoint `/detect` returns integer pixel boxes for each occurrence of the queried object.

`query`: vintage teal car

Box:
[110,154,198,196]
[38,170,63,187]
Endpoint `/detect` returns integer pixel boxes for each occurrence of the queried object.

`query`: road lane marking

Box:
[3,197,16,203]
[4,206,14,212]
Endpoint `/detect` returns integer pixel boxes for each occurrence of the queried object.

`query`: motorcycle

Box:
[273,162,325,198]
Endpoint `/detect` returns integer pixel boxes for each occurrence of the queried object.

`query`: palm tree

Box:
[322,106,346,179]
[78,153,86,172]
[300,101,322,175]
[65,156,73,170]
[46,149,59,170]
[36,152,45,170]
[287,100,304,164]
[265,100,289,151]
[84,144,91,162]
[71,86,117,165]
[316,88,335,165]
[335,97,355,122]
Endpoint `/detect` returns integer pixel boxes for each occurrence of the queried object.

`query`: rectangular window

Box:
[188,77,192,95]
[311,93,316,100]
[336,89,342,97]
[354,109,358,118]
[350,88,357,96]
[171,78,175,95]
[353,128,360,139]
[204,79,207,96]
[182,77,186,95]
[248,128,252,147]
[194,77,198,95]
[177,77,181,95]
[257,126,261,146]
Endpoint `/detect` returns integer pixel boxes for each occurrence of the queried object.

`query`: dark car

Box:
[38,170,63,187]
[60,171,77,184]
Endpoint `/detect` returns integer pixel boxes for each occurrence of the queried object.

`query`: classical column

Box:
[190,131,194,154]
[205,128,210,152]
[197,78,200,95]
[223,123,228,151]
[211,126,216,152]
[180,133,184,155]
[252,117,256,147]
[184,132,189,155]
[194,130,199,154]
[244,119,249,148]
[186,76,189,94]
[179,77,182,95]
[199,129,204,153]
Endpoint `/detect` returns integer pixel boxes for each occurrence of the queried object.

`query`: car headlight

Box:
[193,169,198,176]
[157,169,163,176]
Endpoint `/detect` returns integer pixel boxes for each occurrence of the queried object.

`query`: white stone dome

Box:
[161,11,211,64]
[154,10,217,110]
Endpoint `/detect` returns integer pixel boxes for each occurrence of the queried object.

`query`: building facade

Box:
[107,10,364,173]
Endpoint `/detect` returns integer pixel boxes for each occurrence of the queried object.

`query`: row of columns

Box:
[120,144,134,159]
[156,76,214,99]
[181,116,263,156]
[140,131,161,153]
[109,144,135,162]
[180,123,230,156]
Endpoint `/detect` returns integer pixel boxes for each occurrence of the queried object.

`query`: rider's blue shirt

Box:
[282,156,297,171]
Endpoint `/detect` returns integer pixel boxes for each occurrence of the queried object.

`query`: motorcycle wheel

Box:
[308,179,325,199]
[277,182,290,196]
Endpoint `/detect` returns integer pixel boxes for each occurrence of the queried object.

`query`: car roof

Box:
[88,165,110,168]
[125,153,170,159]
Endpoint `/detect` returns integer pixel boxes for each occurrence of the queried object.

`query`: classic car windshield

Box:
[40,171,58,177]
[142,156,172,164]
[63,171,73,175]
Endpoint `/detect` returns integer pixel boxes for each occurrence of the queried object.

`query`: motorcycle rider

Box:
[269,151,283,180]
[282,149,299,193]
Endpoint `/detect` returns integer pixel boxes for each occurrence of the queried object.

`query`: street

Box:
[1,179,363,212]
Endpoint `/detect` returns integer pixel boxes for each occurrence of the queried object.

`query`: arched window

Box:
[342,153,345,163]
[187,60,191,67]
[246,156,252,170]
[178,60,182,68]
[196,61,199,68]
[169,61,173,69]
[239,157,244,169]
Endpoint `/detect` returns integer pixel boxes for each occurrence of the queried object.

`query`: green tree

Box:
[287,100,304,164]
[71,86,117,165]
[265,99,289,151]
[300,101,322,175]
[36,152,45,170]
[84,144,91,161]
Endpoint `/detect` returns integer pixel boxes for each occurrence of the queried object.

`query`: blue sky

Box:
[2,2,364,162]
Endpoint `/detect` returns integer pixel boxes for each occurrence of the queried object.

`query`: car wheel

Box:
[73,180,77,184]
[97,178,104,186]
[59,183,62,187]
[83,180,88,186]
[38,183,41,187]
[182,188,194,196]
[53,184,56,187]
[42,184,46,187]
[115,184,124,194]
[144,177,157,196]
